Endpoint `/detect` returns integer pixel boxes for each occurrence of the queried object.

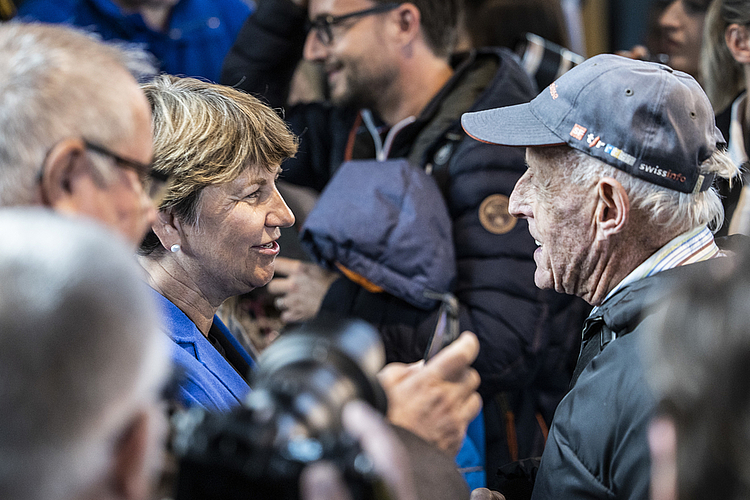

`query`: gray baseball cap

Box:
[461,54,725,194]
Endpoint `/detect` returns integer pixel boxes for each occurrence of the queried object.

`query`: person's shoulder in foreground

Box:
[644,237,750,500]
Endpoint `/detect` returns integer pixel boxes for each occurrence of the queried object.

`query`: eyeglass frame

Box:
[307,3,402,46]
[83,141,170,203]
[36,138,171,205]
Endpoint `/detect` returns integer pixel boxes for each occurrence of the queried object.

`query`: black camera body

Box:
[171,318,389,500]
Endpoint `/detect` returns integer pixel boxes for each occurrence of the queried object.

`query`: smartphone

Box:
[423,293,459,361]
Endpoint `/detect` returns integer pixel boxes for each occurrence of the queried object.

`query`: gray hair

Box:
[533,145,739,235]
[0,22,156,206]
[0,208,169,500]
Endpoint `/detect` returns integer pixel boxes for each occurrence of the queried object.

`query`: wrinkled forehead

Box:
[222,162,282,189]
[245,162,283,178]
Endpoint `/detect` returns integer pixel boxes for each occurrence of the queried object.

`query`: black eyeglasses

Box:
[83,141,170,204]
[307,3,401,46]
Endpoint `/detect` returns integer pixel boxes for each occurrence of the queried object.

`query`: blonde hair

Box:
[139,75,298,252]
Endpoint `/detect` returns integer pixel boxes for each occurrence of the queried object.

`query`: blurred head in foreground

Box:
[646,248,750,500]
[0,208,170,500]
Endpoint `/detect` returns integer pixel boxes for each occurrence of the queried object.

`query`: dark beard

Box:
[329,60,398,113]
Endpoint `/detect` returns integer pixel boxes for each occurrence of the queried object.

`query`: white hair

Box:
[533,146,740,235]
[0,208,169,500]
[0,22,156,206]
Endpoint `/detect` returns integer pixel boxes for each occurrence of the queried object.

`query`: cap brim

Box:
[461,103,565,147]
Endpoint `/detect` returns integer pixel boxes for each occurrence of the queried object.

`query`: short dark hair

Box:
[376,0,459,57]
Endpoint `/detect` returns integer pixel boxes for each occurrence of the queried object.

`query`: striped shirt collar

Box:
[590,225,719,315]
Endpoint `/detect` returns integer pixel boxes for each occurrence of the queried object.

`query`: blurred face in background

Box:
[303,0,401,111]
[657,0,710,77]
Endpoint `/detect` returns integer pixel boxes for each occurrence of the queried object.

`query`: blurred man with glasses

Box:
[222,0,591,487]
[0,22,167,248]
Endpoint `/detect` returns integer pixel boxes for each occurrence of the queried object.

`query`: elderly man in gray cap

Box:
[462,54,741,499]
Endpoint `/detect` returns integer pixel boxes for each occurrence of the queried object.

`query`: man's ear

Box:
[726,23,750,65]
[39,138,95,210]
[594,177,629,241]
[151,208,183,251]
[111,411,159,500]
[391,3,421,45]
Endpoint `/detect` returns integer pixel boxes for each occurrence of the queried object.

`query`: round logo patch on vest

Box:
[479,194,516,235]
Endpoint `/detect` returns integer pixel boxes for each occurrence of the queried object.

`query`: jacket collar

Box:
[595,236,746,335]
[149,288,250,403]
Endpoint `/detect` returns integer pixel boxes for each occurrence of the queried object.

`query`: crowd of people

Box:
[2,0,750,499]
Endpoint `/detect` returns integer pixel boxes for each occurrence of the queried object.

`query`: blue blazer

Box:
[151,289,254,411]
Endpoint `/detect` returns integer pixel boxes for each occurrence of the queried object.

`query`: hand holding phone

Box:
[378,331,482,455]
[423,292,460,361]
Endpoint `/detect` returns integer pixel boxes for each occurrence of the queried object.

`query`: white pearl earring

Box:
[170,244,181,253]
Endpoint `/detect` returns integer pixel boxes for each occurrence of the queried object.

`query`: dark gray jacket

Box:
[532,251,740,499]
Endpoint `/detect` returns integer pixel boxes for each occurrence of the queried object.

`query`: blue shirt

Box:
[17,0,252,83]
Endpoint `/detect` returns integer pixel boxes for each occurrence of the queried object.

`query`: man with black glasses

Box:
[222,0,590,485]
[0,22,168,248]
